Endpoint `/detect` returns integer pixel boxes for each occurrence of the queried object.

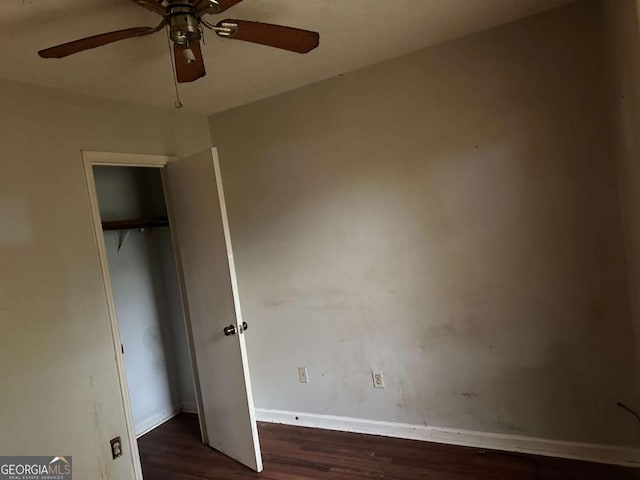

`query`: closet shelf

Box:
[102,216,169,231]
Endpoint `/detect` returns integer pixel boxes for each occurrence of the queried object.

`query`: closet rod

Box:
[101,216,169,231]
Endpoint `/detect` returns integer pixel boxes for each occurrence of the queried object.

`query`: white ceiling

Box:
[1,0,574,114]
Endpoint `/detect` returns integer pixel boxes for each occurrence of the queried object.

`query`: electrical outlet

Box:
[298,367,309,384]
[110,437,122,459]
[372,370,385,388]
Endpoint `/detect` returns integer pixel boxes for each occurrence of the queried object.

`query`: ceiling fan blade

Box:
[130,0,167,16]
[198,0,243,15]
[38,25,163,58]
[215,19,319,54]
[174,41,206,83]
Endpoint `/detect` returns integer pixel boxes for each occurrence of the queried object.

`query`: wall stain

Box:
[264,300,285,308]
[89,377,108,480]
[502,423,525,433]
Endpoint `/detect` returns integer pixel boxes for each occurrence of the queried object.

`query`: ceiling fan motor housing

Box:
[169,5,202,45]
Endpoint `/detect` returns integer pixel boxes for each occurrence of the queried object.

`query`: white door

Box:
[163,148,262,472]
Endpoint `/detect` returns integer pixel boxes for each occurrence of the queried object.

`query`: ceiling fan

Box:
[38,0,320,86]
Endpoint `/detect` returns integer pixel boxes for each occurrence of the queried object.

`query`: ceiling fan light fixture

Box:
[183,47,196,64]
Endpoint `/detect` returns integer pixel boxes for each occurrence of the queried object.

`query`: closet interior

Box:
[93,166,198,437]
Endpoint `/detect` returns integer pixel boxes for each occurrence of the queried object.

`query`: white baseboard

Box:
[135,409,181,438]
[255,408,640,467]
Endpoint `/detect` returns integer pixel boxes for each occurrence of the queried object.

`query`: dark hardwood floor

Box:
[138,413,639,479]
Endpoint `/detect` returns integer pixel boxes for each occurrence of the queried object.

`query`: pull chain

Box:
[165,26,184,109]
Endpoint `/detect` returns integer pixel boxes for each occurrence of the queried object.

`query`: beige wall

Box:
[604,0,640,383]
[210,0,639,446]
[0,80,210,479]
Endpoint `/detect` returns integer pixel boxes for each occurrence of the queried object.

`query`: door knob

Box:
[242,321,248,332]
[223,324,236,336]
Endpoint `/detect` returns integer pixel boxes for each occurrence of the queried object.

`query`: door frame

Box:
[82,150,202,480]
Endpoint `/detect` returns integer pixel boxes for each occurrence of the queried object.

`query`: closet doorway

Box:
[83,150,262,479]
